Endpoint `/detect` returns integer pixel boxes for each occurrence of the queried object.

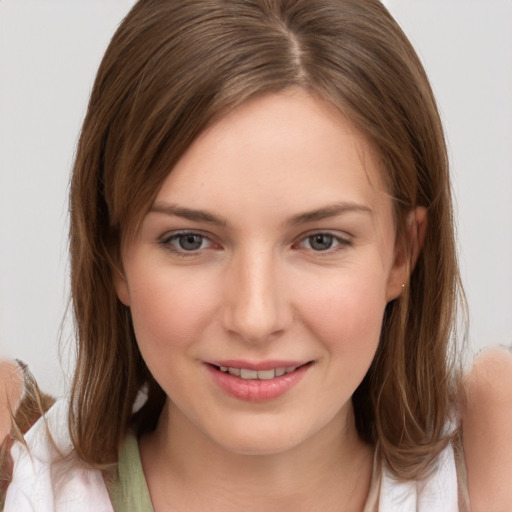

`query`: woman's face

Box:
[116,89,408,455]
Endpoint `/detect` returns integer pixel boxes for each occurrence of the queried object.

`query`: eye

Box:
[295,232,351,252]
[160,231,213,254]
[175,233,205,251]
[307,233,336,251]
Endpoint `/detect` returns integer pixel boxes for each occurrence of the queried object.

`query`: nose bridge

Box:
[223,245,289,343]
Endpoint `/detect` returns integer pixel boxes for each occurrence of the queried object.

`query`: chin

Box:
[219,436,302,457]
[208,419,312,457]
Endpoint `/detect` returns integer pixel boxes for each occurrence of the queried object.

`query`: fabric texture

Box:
[4,400,112,512]
[107,433,153,512]
[378,442,460,512]
[4,399,466,511]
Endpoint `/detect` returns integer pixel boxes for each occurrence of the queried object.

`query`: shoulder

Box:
[4,399,113,512]
[463,346,512,512]
[0,360,24,441]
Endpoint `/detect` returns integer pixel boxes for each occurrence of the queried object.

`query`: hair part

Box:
[69,0,465,480]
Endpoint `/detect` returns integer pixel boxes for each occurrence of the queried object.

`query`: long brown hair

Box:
[69,0,464,479]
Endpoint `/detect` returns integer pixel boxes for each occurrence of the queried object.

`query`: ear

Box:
[385,206,427,301]
[113,267,131,306]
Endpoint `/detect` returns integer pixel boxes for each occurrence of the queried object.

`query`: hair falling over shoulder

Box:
[68,0,466,480]
[0,362,55,501]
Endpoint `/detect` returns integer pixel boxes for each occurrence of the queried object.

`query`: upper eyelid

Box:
[160,229,213,241]
[158,229,352,241]
[295,229,353,242]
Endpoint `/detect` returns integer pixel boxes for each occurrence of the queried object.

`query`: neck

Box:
[140,400,374,512]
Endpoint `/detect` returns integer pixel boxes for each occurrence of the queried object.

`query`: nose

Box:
[222,248,291,344]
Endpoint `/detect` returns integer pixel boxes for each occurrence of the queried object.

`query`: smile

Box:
[206,361,312,402]
[217,365,299,380]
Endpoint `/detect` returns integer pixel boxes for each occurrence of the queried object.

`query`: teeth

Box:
[257,369,276,380]
[218,365,298,379]
[240,369,258,379]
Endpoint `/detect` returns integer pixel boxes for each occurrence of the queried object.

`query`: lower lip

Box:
[206,364,310,402]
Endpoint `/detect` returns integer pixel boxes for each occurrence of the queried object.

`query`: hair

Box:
[0,362,55,501]
[68,0,465,479]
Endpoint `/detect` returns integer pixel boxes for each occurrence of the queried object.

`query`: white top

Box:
[4,399,113,512]
[4,400,462,511]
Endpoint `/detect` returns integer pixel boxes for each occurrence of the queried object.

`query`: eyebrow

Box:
[150,202,228,226]
[288,202,373,225]
[150,201,373,227]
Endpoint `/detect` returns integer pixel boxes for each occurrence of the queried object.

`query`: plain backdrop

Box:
[1,0,511,397]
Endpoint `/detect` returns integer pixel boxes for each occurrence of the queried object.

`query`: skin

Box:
[0,360,23,442]
[115,89,420,511]
[463,346,512,511]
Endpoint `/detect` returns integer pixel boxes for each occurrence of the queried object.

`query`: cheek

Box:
[126,269,217,352]
[294,266,388,354]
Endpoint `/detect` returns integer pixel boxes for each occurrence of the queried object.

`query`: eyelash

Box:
[158,230,352,257]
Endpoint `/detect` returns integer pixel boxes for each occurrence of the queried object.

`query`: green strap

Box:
[107,433,154,512]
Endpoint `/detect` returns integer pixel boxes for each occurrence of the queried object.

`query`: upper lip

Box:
[206,360,310,371]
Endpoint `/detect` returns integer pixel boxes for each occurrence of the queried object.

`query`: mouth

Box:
[212,364,308,380]
[205,361,312,401]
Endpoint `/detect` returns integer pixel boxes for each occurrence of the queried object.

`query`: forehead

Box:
[154,89,391,223]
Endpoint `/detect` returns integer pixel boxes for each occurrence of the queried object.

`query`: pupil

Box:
[179,234,203,251]
[310,234,333,251]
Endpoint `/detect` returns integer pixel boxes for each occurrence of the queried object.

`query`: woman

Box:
[4,0,512,510]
